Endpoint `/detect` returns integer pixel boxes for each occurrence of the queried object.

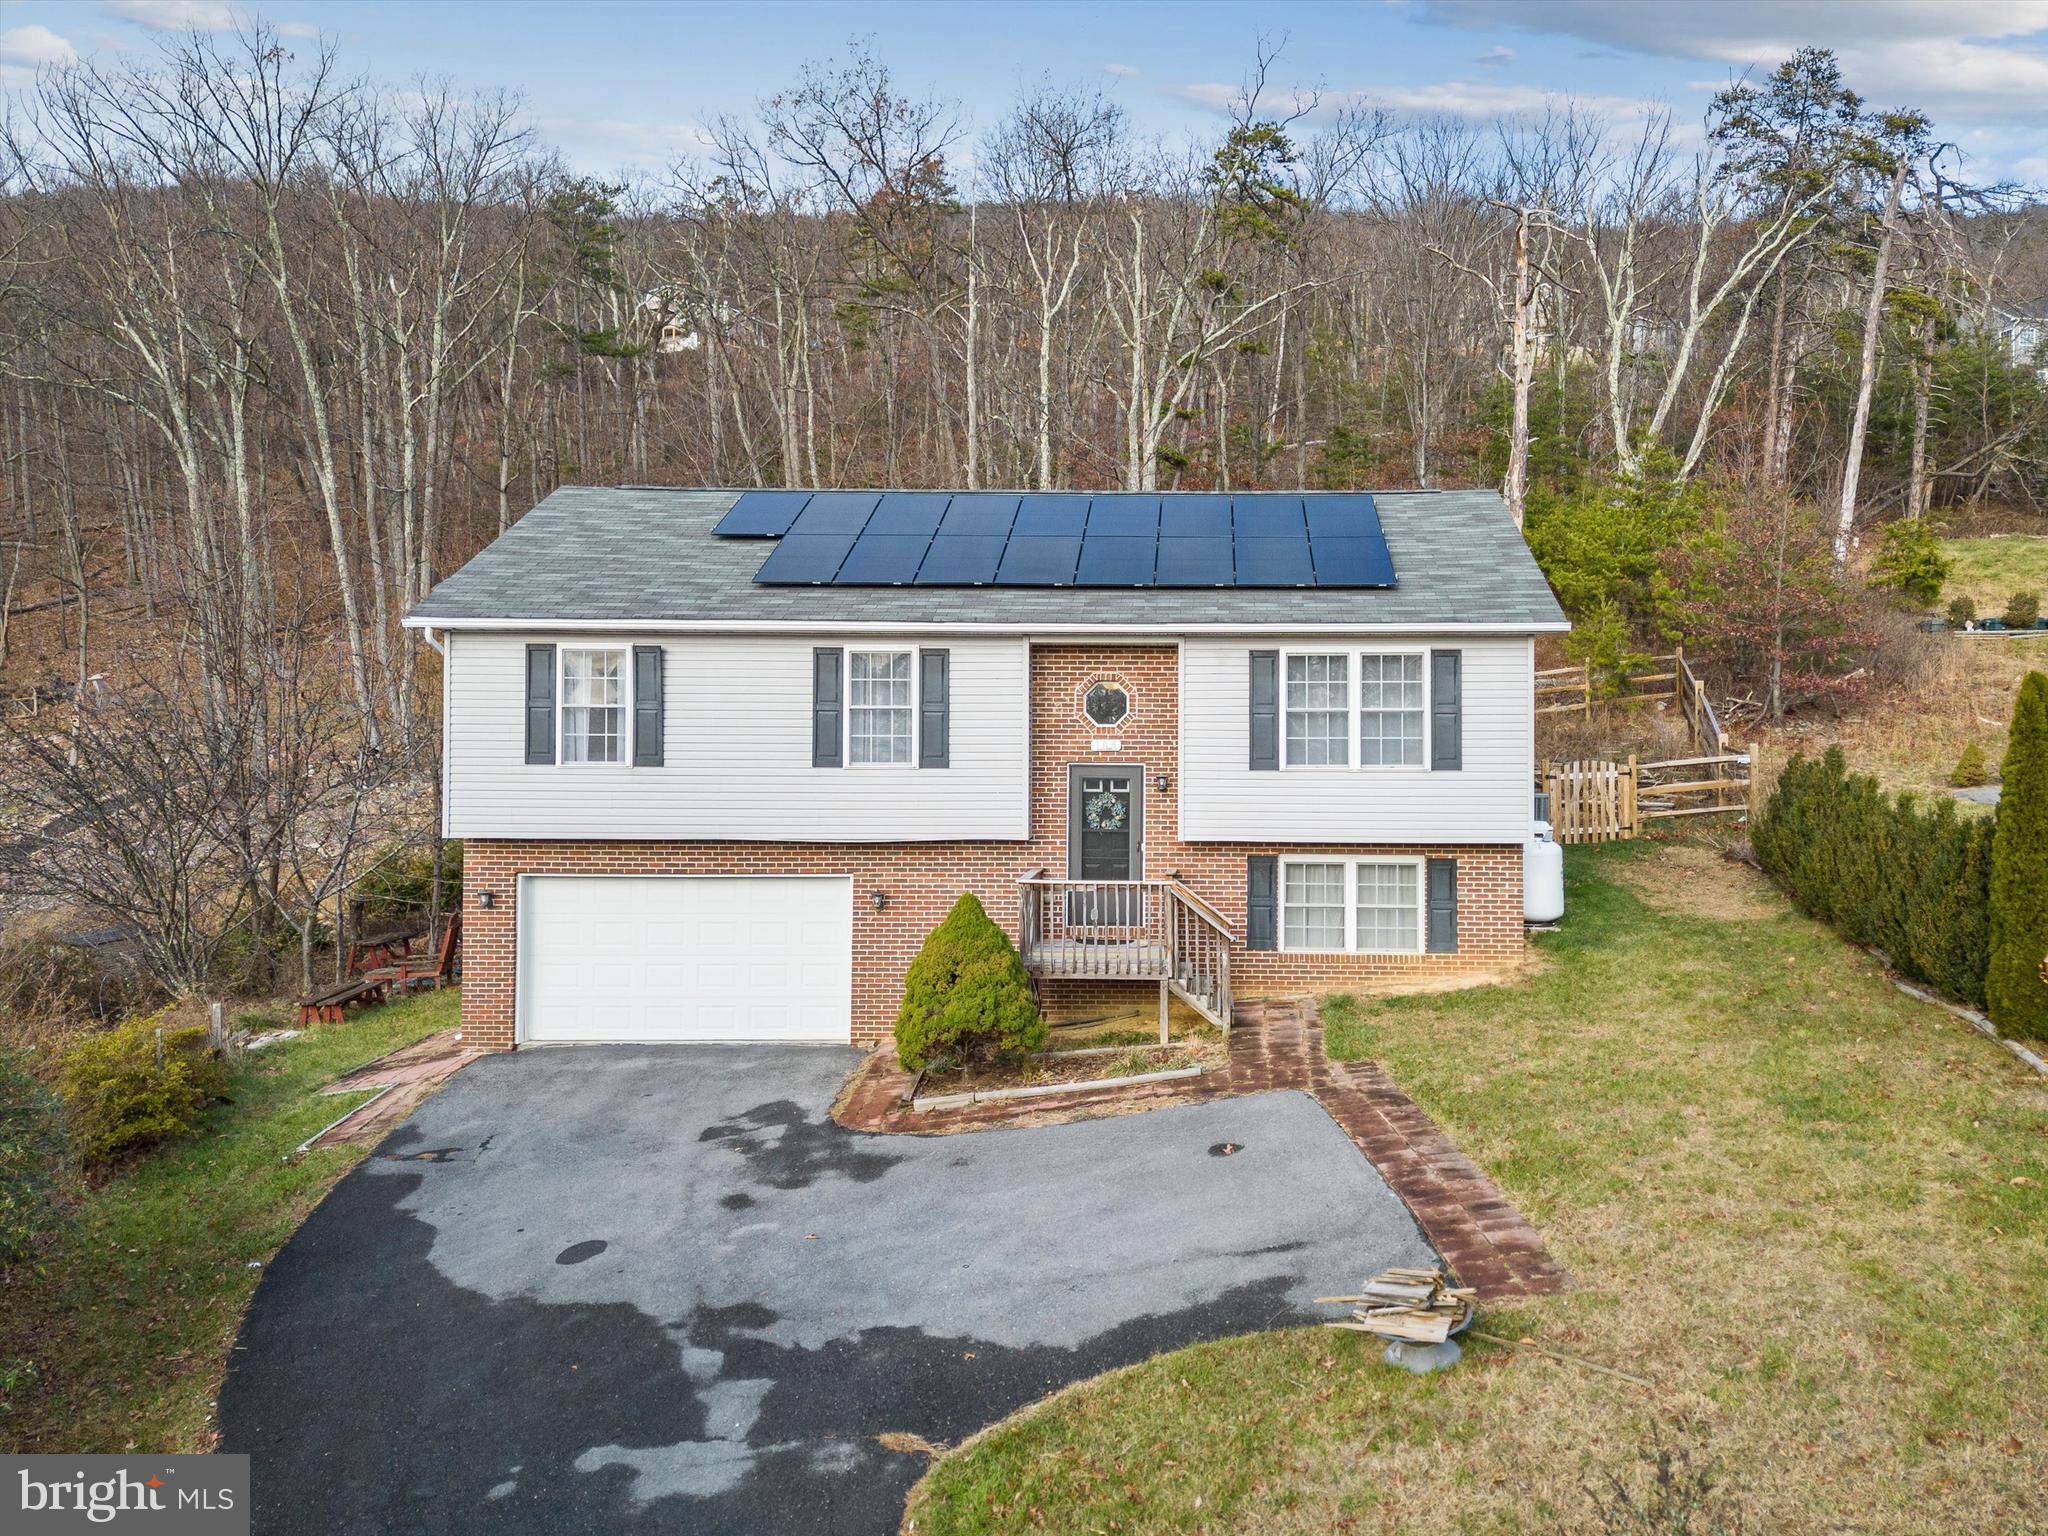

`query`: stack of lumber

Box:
[1318,1265,1474,1344]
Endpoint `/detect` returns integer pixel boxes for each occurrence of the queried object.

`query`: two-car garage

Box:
[515,875,854,1044]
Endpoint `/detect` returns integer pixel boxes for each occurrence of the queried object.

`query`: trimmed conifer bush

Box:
[1753,747,1994,1008]
[1950,743,1989,787]
[2003,591,2042,630]
[894,893,1046,1071]
[1947,594,1976,625]
[1987,671,2048,1040]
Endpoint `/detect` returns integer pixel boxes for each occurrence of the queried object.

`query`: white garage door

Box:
[517,875,853,1043]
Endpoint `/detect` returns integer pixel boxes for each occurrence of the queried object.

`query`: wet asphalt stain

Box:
[555,1240,608,1266]
[717,1192,754,1211]
[695,1098,904,1189]
[219,1133,1310,1536]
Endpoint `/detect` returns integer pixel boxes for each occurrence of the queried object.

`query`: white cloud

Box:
[1472,45,1516,67]
[276,20,320,38]
[1104,62,1139,78]
[0,24,78,67]
[1168,77,1664,128]
[1423,0,2048,121]
[99,0,239,30]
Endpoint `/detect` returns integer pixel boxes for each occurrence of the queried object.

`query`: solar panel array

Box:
[713,491,1396,588]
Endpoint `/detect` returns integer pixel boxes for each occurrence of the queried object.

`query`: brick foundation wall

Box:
[458,643,1524,1050]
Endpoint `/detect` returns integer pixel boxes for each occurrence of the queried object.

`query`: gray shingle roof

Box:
[406,487,1567,630]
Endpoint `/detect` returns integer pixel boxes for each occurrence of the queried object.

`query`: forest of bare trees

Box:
[1,24,2045,994]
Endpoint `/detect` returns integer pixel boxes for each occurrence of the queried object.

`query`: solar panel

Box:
[1160,494,1231,536]
[834,534,930,585]
[1232,494,1306,536]
[753,533,857,584]
[996,535,1082,585]
[1234,535,1315,586]
[1086,494,1161,537]
[713,489,812,537]
[1154,536,1235,587]
[739,489,1397,589]
[787,491,880,535]
[938,494,1022,536]
[1308,535,1397,587]
[914,535,1006,584]
[1011,493,1090,536]
[1304,493,1381,540]
[1076,536,1157,586]
[865,492,951,536]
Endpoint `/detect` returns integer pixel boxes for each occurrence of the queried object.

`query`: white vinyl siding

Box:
[444,632,1028,840]
[848,650,914,766]
[1279,857,1423,954]
[560,646,627,764]
[1180,635,1533,844]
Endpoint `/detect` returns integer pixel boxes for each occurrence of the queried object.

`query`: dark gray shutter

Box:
[632,645,664,766]
[1430,649,1462,771]
[1247,856,1277,951]
[1249,650,1279,770]
[919,648,950,768]
[812,648,843,767]
[524,643,556,764]
[1426,858,1458,953]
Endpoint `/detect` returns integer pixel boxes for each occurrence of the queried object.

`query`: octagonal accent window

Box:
[1084,682,1131,728]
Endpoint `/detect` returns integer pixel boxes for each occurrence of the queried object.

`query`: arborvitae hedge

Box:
[894,892,1046,1071]
[1987,672,2048,1040]
[1753,748,1994,1008]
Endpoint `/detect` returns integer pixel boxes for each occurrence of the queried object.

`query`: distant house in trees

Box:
[1991,298,2048,380]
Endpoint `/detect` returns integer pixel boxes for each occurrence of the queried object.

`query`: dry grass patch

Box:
[1609,839,1781,921]
[904,843,2046,1535]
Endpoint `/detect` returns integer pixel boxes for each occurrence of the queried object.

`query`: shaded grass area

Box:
[0,989,459,1451]
[906,843,2046,1534]
[1943,535,2048,612]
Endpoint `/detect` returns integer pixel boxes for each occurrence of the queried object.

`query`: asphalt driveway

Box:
[220,1044,1434,1534]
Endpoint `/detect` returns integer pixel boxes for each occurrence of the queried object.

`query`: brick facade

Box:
[458,643,1524,1049]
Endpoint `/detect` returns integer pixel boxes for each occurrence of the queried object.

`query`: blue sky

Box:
[6,1,2047,184]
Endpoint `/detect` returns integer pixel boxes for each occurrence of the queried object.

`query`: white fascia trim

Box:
[405,615,1570,637]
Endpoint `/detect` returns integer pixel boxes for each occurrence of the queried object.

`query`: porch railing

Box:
[1015,874,1234,1035]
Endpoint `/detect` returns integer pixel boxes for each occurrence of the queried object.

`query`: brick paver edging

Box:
[832,999,1569,1301]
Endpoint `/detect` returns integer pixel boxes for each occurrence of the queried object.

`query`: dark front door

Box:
[1067,767,1143,929]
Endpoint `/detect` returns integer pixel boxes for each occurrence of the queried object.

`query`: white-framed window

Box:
[1282,860,1347,949]
[1354,859,1423,952]
[560,645,629,765]
[1359,652,1426,766]
[1279,856,1425,954]
[1279,649,1427,771]
[1285,654,1350,766]
[848,649,915,766]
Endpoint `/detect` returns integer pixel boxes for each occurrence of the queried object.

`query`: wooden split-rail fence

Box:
[1535,649,1753,844]
[1536,646,1736,756]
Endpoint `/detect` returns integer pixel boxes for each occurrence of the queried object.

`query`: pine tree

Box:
[1987,671,2048,1039]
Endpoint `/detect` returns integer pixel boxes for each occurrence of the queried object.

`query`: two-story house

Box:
[404,486,1567,1050]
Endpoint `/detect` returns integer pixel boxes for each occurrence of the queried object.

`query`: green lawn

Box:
[1943,535,2048,614]
[0,989,458,1452]
[905,842,2046,1534]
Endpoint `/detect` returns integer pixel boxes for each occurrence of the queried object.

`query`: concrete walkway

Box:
[221,1043,1435,1535]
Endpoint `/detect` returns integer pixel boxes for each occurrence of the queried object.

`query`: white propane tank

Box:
[1524,819,1565,923]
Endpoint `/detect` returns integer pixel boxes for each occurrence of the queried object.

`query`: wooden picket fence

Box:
[1540,749,1754,844]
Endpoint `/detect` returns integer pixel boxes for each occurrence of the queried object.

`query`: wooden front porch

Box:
[1015,873,1235,1037]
